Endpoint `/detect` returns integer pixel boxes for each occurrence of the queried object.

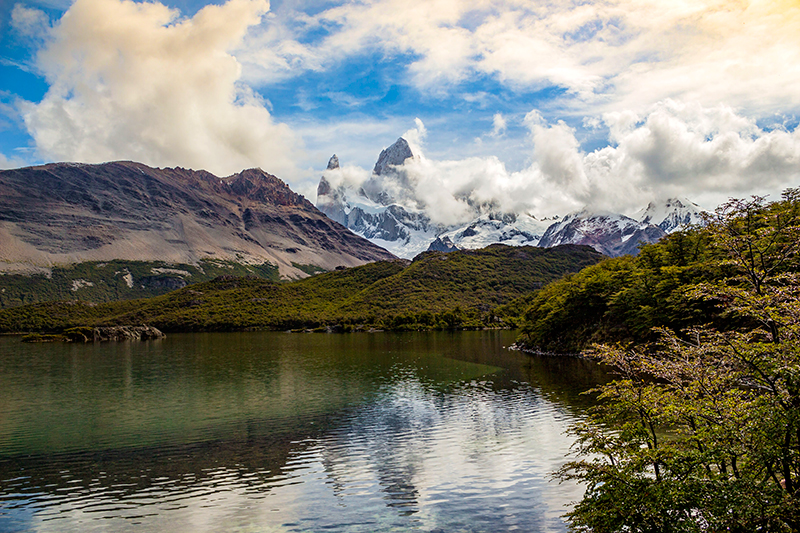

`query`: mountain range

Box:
[0,161,394,278]
[316,138,706,258]
[0,150,705,309]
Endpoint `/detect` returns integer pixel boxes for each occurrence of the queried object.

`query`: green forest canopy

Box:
[518,211,743,353]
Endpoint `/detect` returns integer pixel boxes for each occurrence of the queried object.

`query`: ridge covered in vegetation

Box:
[518,218,738,352]
[0,244,603,333]
[0,259,282,309]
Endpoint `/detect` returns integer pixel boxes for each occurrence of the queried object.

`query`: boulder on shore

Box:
[93,326,165,342]
[62,325,165,342]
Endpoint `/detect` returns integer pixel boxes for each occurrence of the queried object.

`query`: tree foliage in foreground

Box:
[560,190,800,532]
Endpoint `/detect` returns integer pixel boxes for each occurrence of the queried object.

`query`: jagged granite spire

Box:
[373,138,413,175]
[327,154,340,170]
[316,154,347,226]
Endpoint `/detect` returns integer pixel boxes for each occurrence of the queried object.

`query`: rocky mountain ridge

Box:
[538,211,667,257]
[0,161,395,278]
[315,139,706,258]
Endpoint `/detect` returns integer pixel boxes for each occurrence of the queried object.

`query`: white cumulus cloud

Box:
[21,0,302,179]
[10,4,51,39]
[585,101,800,210]
[490,113,506,137]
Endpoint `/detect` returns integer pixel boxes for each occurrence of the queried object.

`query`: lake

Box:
[0,330,609,532]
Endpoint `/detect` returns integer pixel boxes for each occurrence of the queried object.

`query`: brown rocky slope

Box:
[0,161,395,278]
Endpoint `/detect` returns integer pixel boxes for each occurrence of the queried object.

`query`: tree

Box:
[558,190,800,532]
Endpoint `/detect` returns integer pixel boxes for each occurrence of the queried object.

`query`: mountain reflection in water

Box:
[0,330,610,532]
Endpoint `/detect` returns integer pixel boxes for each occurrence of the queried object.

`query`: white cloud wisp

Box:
[243,0,800,117]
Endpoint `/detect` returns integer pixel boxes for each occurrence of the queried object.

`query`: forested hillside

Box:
[0,259,285,309]
[514,197,796,352]
[0,244,602,333]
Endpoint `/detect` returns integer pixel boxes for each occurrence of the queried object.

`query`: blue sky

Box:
[1,0,799,215]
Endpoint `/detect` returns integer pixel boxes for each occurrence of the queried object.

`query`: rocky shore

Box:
[22,325,165,343]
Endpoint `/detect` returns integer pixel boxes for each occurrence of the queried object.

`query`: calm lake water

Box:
[0,330,609,533]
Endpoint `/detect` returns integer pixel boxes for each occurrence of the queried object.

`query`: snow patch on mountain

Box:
[436,213,550,250]
[538,210,667,257]
[636,198,706,233]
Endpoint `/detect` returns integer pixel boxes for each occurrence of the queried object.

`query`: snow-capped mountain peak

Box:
[316,146,444,258]
[315,156,348,226]
[359,137,417,207]
[538,210,666,257]
[327,154,340,170]
[637,197,705,233]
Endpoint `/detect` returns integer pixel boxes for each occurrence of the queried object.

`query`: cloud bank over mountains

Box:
[2,0,799,214]
[326,104,800,224]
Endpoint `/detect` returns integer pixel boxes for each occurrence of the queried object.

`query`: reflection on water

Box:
[0,331,609,532]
